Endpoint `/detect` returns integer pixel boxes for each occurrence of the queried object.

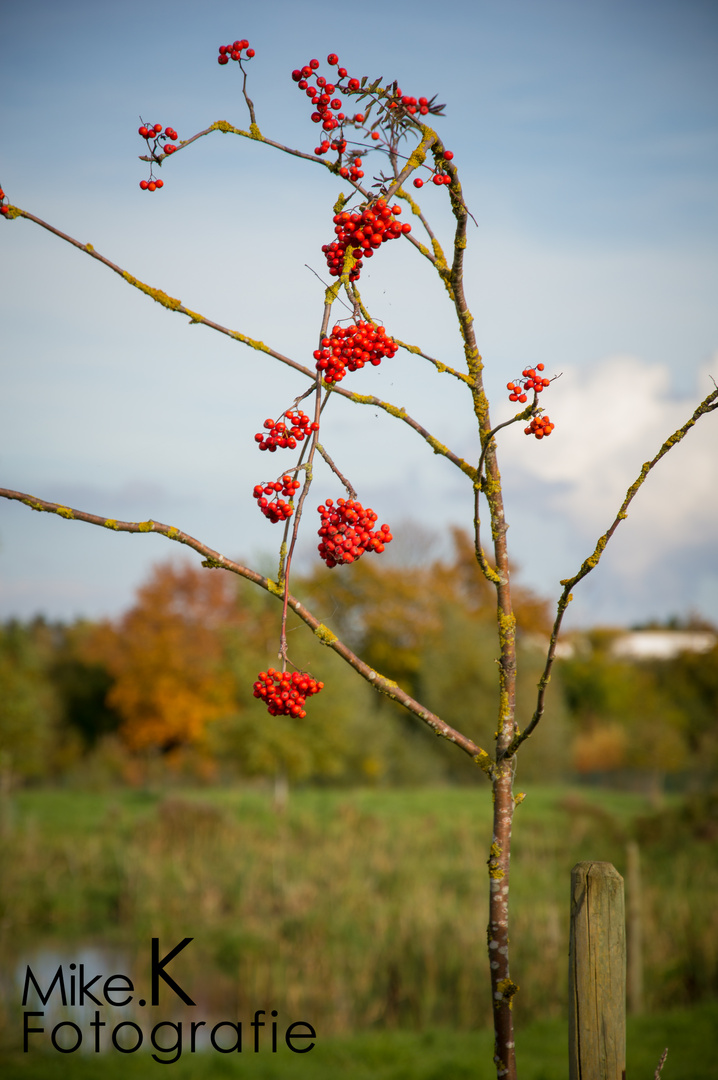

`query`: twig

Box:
[315,444,357,499]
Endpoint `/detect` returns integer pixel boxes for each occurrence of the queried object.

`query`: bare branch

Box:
[5,205,475,481]
[504,382,718,760]
[0,486,494,775]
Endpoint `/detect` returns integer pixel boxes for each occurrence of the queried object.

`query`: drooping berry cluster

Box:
[217,39,255,65]
[524,414,555,440]
[317,498,392,567]
[254,411,319,452]
[322,199,410,282]
[314,322,397,385]
[253,668,324,718]
[253,475,301,523]
[507,364,550,404]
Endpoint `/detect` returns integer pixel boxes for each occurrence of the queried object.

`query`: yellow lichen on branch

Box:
[121,272,182,311]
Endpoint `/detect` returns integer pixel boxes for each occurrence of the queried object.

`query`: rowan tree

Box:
[1,37,716,1079]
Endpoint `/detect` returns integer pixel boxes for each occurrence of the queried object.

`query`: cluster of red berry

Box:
[322,199,410,281]
[507,364,550,404]
[254,410,319,452]
[0,186,8,217]
[312,136,347,159]
[253,475,301,523]
[138,124,178,152]
[217,39,255,65]
[393,94,430,116]
[252,668,324,718]
[524,414,555,440]
[137,123,179,191]
[291,58,351,136]
[317,498,393,567]
[314,322,397,385]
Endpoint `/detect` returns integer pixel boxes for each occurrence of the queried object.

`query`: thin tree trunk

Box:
[488,766,518,1079]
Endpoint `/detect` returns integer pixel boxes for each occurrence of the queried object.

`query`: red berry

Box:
[139,180,149,190]
[309,58,319,69]
[413,178,424,188]
[138,126,149,138]
[246,48,255,58]
[155,178,164,189]
[153,124,162,133]
[443,150,454,160]
[327,53,338,64]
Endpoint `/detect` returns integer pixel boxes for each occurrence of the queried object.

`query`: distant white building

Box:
[611,630,716,660]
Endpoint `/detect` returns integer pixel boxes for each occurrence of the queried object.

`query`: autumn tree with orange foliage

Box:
[85,563,239,754]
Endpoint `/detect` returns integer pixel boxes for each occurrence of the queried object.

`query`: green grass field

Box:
[2,1005,718,1079]
[1,783,717,1077]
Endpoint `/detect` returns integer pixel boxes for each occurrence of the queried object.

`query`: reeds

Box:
[1,786,716,1035]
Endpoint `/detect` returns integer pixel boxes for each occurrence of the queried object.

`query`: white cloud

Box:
[498,354,718,608]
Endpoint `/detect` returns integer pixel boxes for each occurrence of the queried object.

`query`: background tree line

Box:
[2,529,716,793]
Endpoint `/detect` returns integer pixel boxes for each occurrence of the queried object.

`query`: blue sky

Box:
[1,0,717,628]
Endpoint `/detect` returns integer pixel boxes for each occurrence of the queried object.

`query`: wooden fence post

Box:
[569,861,626,1080]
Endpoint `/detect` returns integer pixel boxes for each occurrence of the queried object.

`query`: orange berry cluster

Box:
[253,475,300,523]
[317,498,393,567]
[507,364,550,404]
[524,414,555,439]
[314,322,397,384]
[322,199,410,281]
[254,410,319,452]
[253,668,324,718]
[217,39,255,65]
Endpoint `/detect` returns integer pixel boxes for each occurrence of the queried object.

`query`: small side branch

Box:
[504,383,718,761]
[0,487,494,775]
[342,389,477,481]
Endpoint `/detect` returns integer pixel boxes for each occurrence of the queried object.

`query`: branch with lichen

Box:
[0,486,493,773]
[503,382,718,762]
[3,205,475,481]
